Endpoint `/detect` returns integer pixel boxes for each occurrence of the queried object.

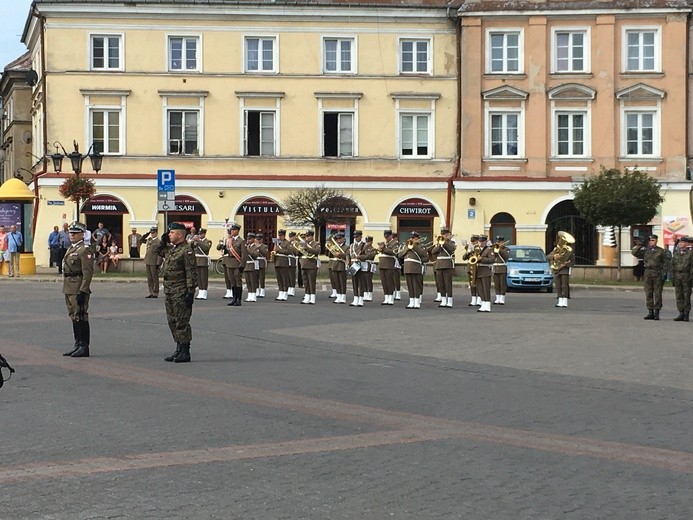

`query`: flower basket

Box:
[58,177,96,203]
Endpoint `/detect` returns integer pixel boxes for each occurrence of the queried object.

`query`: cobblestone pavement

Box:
[0,281,691,519]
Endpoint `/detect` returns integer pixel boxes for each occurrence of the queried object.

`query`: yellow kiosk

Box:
[0,178,36,275]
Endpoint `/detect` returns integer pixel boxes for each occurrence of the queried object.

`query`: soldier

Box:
[330,232,348,304]
[671,236,692,322]
[61,222,95,358]
[217,227,234,300]
[463,235,481,306]
[294,230,320,304]
[549,232,576,308]
[224,223,247,306]
[287,231,299,297]
[255,234,269,298]
[363,236,377,301]
[475,235,495,313]
[392,233,402,300]
[431,227,456,308]
[631,234,669,320]
[378,230,399,305]
[192,228,212,300]
[142,226,162,298]
[398,231,429,309]
[492,235,510,305]
[243,232,259,302]
[158,222,198,363]
[348,230,367,307]
[273,229,292,301]
[326,231,339,300]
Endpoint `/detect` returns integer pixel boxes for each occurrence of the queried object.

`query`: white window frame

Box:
[243,110,277,157]
[621,26,661,73]
[486,29,524,74]
[484,108,524,158]
[322,36,357,74]
[321,111,356,157]
[82,90,129,155]
[89,33,124,71]
[167,35,201,72]
[244,35,278,73]
[551,27,590,74]
[89,109,123,155]
[551,109,590,158]
[398,37,432,75]
[167,109,201,155]
[398,113,432,159]
[620,106,660,158]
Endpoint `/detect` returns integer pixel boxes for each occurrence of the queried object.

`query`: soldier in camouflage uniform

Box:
[61,222,95,358]
[631,234,670,321]
[671,237,692,322]
[157,222,198,363]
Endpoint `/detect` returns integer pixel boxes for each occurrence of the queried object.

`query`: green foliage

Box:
[572,167,663,227]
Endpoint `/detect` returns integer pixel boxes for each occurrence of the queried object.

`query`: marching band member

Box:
[294,230,321,304]
[551,231,577,309]
[431,227,456,308]
[398,231,429,309]
[363,236,376,301]
[462,234,481,306]
[216,227,234,300]
[429,239,442,303]
[287,231,299,297]
[348,230,366,307]
[255,234,268,298]
[475,235,494,313]
[243,232,259,302]
[392,233,402,300]
[492,235,510,305]
[330,232,348,304]
[327,231,339,299]
[378,230,399,305]
[224,223,247,307]
[273,229,292,301]
[192,228,212,300]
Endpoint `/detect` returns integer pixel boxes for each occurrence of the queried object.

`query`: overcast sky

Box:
[1,0,33,67]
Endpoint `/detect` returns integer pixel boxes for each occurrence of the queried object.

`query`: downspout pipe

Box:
[445,3,462,231]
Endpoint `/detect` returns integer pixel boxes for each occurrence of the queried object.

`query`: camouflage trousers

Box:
[643,270,664,310]
[165,291,193,343]
[673,278,692,312]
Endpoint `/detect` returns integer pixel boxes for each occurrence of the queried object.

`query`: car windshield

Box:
[508,248,547,263]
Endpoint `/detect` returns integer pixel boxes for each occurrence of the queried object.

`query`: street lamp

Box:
[50,140,103,176]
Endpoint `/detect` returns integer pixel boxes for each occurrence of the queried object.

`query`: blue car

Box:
[505,245,554,292]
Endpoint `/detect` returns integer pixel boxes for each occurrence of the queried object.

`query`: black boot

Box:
[653,309,660,321]
[164,343,182,362]
[227,287,238,306]
[63,321,81,356]
[684,312,690,322]
[673,312,685,322]
[233,287,242,306]
[643,309,655,320]
[173,342,191,363]
[71,321,90,357]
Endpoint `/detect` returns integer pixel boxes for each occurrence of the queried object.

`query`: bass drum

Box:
[347,261,361,276]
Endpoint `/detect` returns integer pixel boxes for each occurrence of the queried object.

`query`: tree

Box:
[281,184,354,235]
[573,167,663,281]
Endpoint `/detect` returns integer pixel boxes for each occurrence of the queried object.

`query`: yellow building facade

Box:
[24,0,459,266]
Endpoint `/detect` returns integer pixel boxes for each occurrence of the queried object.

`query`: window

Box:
[91,110,121,154]
[91,35,121,70]
[400,39,431,74]
[245,111,275,156]
[245,37,276,73]
[489,112,519,157]
[400,114,430,158]
[554,30,588,73]
[624,111,656,156]
[488,31,521,73]
[169,36,199,71]
[324,38,354,73]
[168,110,199,155]
[555,112,586,157]
[623,29,659,72]
[323,112,353,157]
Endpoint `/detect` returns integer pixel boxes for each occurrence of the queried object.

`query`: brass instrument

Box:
[550,231,576,272]
[466,244,482,287]
[325,235,345,257]
[436,234,446,245]
[493,240,509,254]
[269,250,276,262]
[291,233,317,259]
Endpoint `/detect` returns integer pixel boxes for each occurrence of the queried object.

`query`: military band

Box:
[295,230,321,304]
[430,227,456,308]
[398,231,429,309]
[328,232,348,304]
[463,234,481,306]
[377,230,400,305]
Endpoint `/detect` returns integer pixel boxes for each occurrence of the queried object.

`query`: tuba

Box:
[550,231,575,272]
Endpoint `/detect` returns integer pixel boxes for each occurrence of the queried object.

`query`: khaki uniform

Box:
[143,234,162,297]
[225,236,247,288]
[158,241,198,343]
[296,239,321,296]
[348,240,367,297]
[256,243,268,294]
[549,246,575,300]
[492,245,510,298]
[274,238,294,293]
[431,239,456,298]
[62,240,95,322]
[398,242,429,301]
[244,242,260,295]
[192,237,212,291]
[329,240,348,296]
[632,245,669,311]
[378,239,400,300]
[475,245,494,303]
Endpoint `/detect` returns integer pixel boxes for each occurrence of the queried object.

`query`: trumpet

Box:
[493,240,509,254]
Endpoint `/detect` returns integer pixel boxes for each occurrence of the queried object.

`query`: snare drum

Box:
[348,261,361,276]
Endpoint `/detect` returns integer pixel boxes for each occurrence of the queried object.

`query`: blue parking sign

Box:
[157,169,175,192]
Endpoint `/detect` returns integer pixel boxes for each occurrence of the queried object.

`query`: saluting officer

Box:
[378,230,399,305]
[671,236,692,322]
[158,222,198,363]
[398,231,429,309]
[475,235,495,313]
[61,222,95,358]
[431,227,456,308]
[273,229,292,301]
[192,228,212,300]
[631,234,669,320]
[142,226,162,298]
[492,235,510,305]
[225,223,247,307]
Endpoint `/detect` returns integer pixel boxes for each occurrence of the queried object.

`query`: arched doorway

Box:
[82,194,128,248]
[392,198,437,245]
[318,196,361,246]
[490,212,516,244]
[159,195,205,230]
[545,200,597,264]
[238,196,282,246]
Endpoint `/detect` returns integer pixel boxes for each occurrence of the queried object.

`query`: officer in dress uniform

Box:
[475,235,495,313]
[157,222,198,363]
[142,226,162,298]
[431,227,457,308]
[243,232,259,302]
[295,230,321,304]
[217,226,234,300]
[671,236,692,322]
[377,230,399,305]
[192,228,212,300]
[255,234,269,299]
[61,222,95,358]
[492,235,510,305]
[398,231,429,309]
[463,235,481,306]
[273,229,292,301]
[631,234,669,320]
[330,232,348,304]
[224,223,247,307]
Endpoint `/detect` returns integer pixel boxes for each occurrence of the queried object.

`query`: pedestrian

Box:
[127,228,142,258]
[671,236,692,322]
[97,235,110,273]
[158,222,198,363]
[61,222,94,358]
[0,225,8,273]
[142,226,162,298]
[631,234,670,320]
[92,222,110,245]
[57,223,71,274]
[7,224,23,277]
[48,225,61,270]
[192,228,212,300]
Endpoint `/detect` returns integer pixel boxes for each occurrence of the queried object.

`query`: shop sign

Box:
[238,197,283,215]
[326,222,347,230]
[394,198,438,216]
[0,203,22,227]
[160,196,204,214]
[47,200,65,206]
[82,195,127,214]
[318,197,361,215]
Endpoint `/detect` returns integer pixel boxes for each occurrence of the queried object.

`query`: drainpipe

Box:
[445,4,462,231]
[30,9,49,239]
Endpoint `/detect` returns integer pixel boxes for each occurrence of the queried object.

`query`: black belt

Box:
[163,276,185,281]
[64,272,83,277]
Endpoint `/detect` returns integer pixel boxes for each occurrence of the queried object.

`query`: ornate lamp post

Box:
[49,140,103,220]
